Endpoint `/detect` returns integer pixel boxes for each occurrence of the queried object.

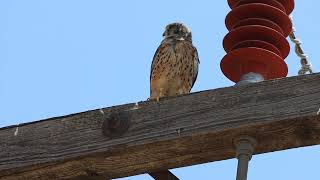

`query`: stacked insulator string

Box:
[221,0,295,83]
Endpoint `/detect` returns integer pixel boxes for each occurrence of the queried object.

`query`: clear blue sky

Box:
[0,0,319,179]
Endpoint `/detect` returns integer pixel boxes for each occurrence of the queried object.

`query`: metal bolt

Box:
[234,136,257,180]
[102,111,130,138]
[236,72,264,86]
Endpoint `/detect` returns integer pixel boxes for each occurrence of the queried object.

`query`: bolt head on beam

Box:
[234,136,257,159]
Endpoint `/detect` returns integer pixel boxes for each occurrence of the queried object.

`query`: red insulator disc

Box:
[233,18,284,35]
[228,0,294,14]
[235,0,286,13]
[223,25,290,58]
[220,47,288,82]
[231,40,282,57]
[276,0,295,14]
[226,3,292,36]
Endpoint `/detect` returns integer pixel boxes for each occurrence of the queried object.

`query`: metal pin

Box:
[235,72,264,86]
[234,136,257,180]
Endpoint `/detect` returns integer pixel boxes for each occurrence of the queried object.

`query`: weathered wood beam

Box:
[149,170,179,180]
[1,73,320,180]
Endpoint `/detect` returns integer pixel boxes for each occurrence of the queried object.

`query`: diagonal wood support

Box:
[149,170,179,180]
[1,73,320,180]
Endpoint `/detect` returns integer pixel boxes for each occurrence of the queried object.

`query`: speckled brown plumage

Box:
[150,23,199,101]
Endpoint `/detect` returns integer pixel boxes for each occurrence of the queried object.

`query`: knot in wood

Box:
[102,111,130,138]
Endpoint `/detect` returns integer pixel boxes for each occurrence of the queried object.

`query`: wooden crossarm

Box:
[1,73,320,180]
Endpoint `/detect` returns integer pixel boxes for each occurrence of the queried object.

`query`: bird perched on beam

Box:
[150,22,200,101]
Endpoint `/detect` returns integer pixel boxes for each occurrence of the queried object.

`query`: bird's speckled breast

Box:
[150,38,196,99]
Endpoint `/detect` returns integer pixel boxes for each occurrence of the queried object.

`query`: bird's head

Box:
[163,22,192,41]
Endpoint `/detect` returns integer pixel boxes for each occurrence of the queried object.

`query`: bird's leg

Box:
[156,88,164,102]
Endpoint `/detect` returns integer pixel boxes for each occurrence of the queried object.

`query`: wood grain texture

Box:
[1,73,320,180]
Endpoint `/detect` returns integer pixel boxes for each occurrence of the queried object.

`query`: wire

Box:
[289,16,313,75]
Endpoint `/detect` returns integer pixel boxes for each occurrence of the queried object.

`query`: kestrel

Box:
[150,23,200,101]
